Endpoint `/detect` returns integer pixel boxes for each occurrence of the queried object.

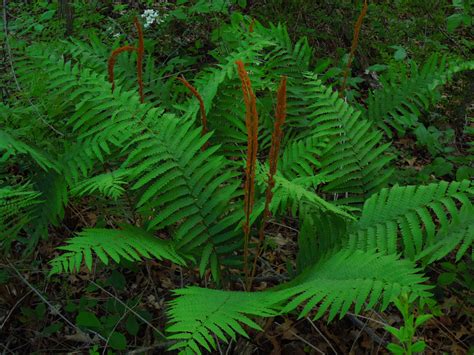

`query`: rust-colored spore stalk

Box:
[108,45,136,93]
[177,76,209,150]
[340,0,368,97]
[107,16,145,103]
[249,75,287,289]
[236,59,259,280]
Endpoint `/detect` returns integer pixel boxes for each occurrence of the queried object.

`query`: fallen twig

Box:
[6,260,106,342]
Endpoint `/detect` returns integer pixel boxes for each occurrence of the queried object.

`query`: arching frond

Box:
[366,54,474,135]
[0,183,42,240]
[0,130,58,172]
[70,170,128,200]
[346,180,473,259]
[49,226,185,275]
[123,116,242,260]
[290,74,394,204]
[167,288,278,354]
[166,249,430,354]
[417,201,473,264]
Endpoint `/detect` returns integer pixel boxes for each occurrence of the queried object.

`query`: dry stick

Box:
[108,45,137,92]
[248,76,287,290]
[340,0,368,97]
[6,260,107,343]
[236,60,259,285]
[306,317,338,354]
[273,321,325,354]
[90,281,166,339]
[177,75,209,150]
[348,313,388,348]
[0,290,33,330]
[134,16,145,103]
[127,341,177,354]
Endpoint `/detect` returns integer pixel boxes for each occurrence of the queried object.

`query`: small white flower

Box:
[141,9,165,29]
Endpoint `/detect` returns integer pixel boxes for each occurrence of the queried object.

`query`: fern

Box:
[70,170,128,200]
[417,201,473,264]
[49,225,185,275]
[122,116,242,259]
[345,180,473,259]
[292,74,394,204]
[166,250,431,354]
[266,170,353,220]
[10,16,471,355]
[167,288,278,353]
[0,130,57,172]
[366,54,474,135]
[279,250,431,320]
[0,183,42,240]
[296,212,349,271]
[278,136,326,180]
[21,43,244,280]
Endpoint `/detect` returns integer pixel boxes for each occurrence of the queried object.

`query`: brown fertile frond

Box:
[249,18,255,33]
[236,60,259,283]
[134,17,145,103]
[340,0,368,97]
[177,75,209,150]
[108,45,137,92]
[249,76,287,289]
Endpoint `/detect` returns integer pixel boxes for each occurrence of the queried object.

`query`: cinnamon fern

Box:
[3,13,472,355]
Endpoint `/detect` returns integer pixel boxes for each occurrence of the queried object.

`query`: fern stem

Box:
[340,0,368,97]
[177,75,209,150]
[248,76,287,290]
[236,60,259,284]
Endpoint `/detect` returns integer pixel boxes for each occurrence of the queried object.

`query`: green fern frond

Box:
[271,73,394,205]
[0,130,57,172]
[366,54,474,135]
[49,225,185,275]
[71,170,128,199]
[0,183,42,240]
[267,171,353,220]
[167,288,278,354]
[18,46,147,159]
[296,212,350,271]
[417,201,473,264]
[123,116,242,264]
[279,136,326,180]
[24,172,69,251]
[166,249,430,354]
[279,250,431,321]
[346,180,473,259]
[22,45,242,278]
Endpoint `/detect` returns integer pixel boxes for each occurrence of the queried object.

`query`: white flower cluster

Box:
[141,9,166,29]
